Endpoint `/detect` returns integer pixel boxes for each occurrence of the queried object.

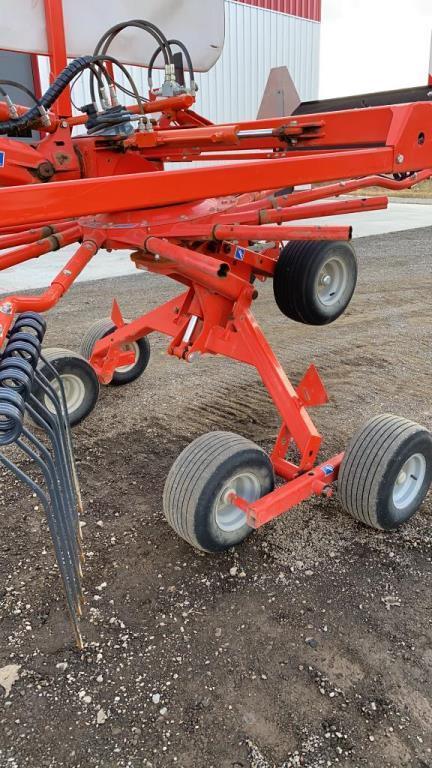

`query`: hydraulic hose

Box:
[89,55,144,113]
[0,56,94,135]
[148,39,195,91]
[93,20,172,67]
[0,80,38,104]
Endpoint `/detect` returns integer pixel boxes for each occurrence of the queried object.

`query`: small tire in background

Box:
[80,318,150,386]
[35,347,100,427]
[163,431,275,552]
[338,413,432,530]
[273,240,358,325]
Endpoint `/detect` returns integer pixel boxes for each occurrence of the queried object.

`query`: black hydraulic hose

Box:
[0,80,38,104]
[0,56,94,135]
[94,20,172,66]
[89,55,144,113]
[148,39,195,90]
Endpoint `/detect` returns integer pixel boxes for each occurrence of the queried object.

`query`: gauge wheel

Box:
[273,240,358,325]
[338,414,432,530]
[163,431,275,552]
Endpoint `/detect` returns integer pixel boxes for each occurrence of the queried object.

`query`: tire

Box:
[163,431,275,552]
[273,240,357,325]
[34,348,100,427]
[80,318,150,386]
[338,414,432,530]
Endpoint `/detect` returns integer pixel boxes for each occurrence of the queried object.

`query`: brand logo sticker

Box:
[322,465,334,476]
[0,151,4,168]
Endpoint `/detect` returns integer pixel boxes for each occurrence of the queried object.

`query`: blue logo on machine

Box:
[234,246,245,261]
[0,151,4,168]
[322,465,334,476]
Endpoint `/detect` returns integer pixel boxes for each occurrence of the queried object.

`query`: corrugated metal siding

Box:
[193,1,320,122]
[38,0,320,126]
[235,0,321,22]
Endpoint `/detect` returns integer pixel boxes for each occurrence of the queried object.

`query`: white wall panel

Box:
[38,0,320,125]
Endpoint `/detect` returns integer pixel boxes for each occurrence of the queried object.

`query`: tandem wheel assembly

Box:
[163,417,432,554]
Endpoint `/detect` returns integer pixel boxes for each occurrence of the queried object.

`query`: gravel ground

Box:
[0,227,431,768]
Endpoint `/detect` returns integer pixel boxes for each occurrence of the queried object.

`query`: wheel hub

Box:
[316,254,349,307]
[45,373,86,414]
[215,472,260,532]
[392,453,426,510]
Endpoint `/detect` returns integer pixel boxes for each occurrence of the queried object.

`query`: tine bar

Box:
[0,312,84,648]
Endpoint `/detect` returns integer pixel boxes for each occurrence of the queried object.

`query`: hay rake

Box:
[0,2,432,645]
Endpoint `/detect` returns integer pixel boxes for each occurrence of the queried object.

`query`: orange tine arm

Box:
[213,224,352,241]
[0,233,103,346]
[261,196,388,225]
[215,196,388,228]
[166,196,389,238]
[0,222,79,251]
[228,168,432,218]
[0,224,83,270]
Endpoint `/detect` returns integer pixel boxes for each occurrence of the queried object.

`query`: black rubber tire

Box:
[273,240,357,325]
[80,318,150,386]
[338,414,432,530]
[34,347,100,427]
[163,431,275,553]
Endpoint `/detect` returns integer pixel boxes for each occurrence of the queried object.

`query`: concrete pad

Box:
[308,200,432,238]
[1,201,431,292]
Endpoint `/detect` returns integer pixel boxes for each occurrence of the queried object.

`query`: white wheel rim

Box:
[115,342,139,374]
[215,472,260,532]
[316,255,349,307]
[392,453,426,510]
[44,373,86,414]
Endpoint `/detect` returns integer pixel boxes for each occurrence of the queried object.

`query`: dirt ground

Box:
[0,226,432,768]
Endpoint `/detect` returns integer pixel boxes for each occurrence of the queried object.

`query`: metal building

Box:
[193,0,321,122]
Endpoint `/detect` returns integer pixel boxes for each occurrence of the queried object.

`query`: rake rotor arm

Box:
[228,168,432,217]
[0,234,102,345]
[0,223,82,270]
[0,222,79,250]
[212,224,352,242]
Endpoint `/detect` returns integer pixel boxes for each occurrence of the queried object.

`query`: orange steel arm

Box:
[0,233,102,342]
[1,100,431,227]
[0,148,394,227]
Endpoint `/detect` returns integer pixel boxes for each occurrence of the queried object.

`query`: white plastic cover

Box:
[0,0,225,72]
